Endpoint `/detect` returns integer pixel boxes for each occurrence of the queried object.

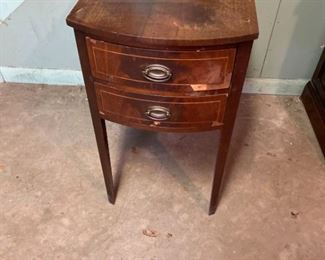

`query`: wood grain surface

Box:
[67,0,259,48]
[67,0,259,215]
[95,82,227,132]
[86,38,236,91]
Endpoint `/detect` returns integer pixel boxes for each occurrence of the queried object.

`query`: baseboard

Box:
[0,67,308,95]
[243,78,307,95]
[0,67,84,86]
[0,69,4,83]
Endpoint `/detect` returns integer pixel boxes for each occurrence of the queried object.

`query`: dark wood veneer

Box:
[67,0,258,48]
[95,82,227,132]
[87,38,236,91]
[67,0,259,215]
[301,50,325,157]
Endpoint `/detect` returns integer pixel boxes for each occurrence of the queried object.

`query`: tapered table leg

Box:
[209,125,235,215]
[92,117,116,204]
[74,30,115,204]
[209,42,253,215]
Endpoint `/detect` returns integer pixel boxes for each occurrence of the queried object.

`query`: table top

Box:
[67,0,259,48]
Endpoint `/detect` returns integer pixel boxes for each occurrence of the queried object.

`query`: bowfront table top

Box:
[67,0,258,47]
[67,0,258,215]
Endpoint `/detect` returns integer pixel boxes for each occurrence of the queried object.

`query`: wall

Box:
[0,0,324,93]
[0,0,79,70]
[0,0,24,21]
[248,0,325,79]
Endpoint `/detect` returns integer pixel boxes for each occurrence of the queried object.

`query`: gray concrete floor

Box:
[0,83,324,260]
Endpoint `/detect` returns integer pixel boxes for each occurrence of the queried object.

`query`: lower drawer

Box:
[95,82,227,132]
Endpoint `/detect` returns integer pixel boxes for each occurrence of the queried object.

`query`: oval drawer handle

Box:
[142,64,172,83]
[145,106,171,121]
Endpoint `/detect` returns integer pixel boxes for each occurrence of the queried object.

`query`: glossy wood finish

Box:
[67,0,258,48]
[75,31,116,204]
[301,50,325,157]
[87,38,236,91]
[67,0,258,215]
[209,41,253,214]
[95,82,227,132]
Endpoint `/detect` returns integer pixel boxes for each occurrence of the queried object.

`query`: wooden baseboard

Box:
[300,82,325,157]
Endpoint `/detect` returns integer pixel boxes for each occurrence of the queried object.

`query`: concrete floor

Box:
[0,83,324,260]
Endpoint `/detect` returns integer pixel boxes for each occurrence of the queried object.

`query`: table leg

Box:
[74,30,115,204]
[209,122,235,215]
[92,116,116,204]
[209,41,253,215]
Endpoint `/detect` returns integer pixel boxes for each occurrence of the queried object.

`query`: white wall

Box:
[261,0,325,79]
[0,0,324,83]
[0,0,24,21]
[0,0,80,70]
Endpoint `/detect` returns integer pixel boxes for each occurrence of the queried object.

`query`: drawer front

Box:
[95,82,227,132]
[87,38,236,92]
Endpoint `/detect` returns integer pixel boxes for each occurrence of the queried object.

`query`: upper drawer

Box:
[86,38,236,91]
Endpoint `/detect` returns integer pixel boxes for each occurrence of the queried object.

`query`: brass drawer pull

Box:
[142,64,172,83]
[145,106,171,121]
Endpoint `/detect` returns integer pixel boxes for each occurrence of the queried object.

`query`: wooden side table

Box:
[67,0,259,215]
